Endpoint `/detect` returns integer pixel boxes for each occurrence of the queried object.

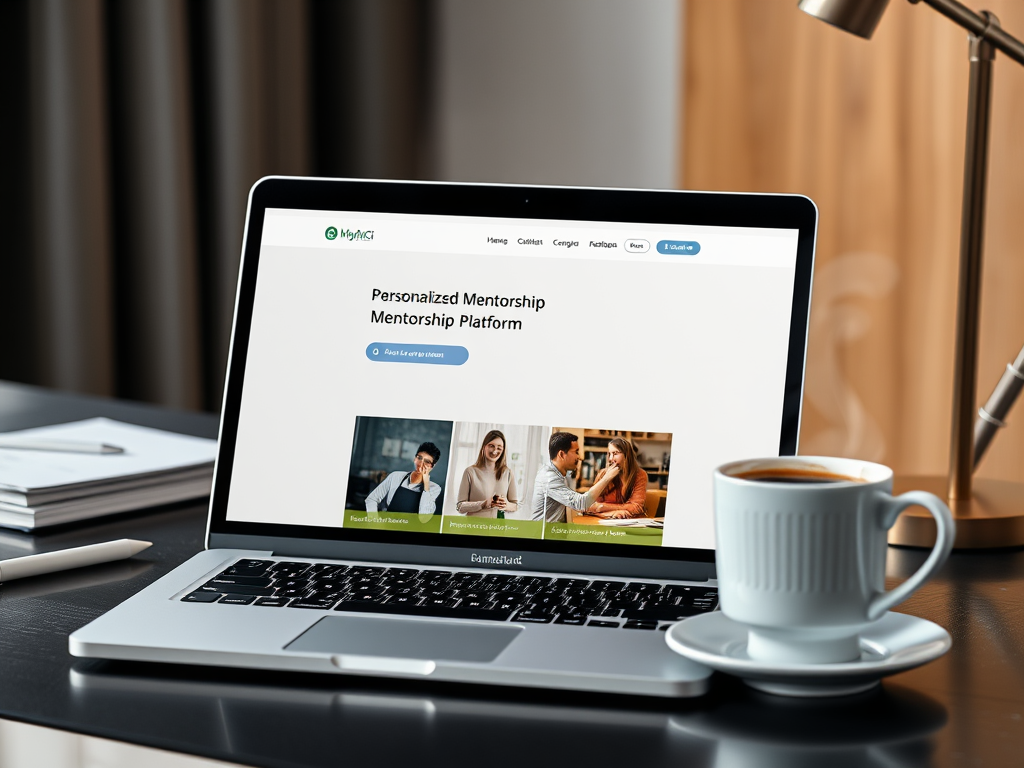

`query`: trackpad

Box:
[286,616,522,663]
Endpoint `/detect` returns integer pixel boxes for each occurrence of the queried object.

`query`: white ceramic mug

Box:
[713,456,955,664]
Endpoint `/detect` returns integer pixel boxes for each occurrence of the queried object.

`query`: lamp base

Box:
[888,475,1024,549]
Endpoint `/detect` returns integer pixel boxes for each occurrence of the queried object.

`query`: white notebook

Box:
[0,418,216,526]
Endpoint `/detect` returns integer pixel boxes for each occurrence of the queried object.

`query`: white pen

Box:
[0,438,124,454]
[0,539,152,582]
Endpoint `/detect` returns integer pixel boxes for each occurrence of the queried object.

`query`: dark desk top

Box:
[0,380,1022,767]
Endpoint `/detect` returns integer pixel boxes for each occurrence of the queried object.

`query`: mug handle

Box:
[867,491,956,622]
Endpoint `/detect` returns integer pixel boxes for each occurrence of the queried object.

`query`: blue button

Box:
[657,240,700,255]
[366,342,470,366]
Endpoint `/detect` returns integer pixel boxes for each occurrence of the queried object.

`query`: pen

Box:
[0,439,125,454]
[0,539,152,582]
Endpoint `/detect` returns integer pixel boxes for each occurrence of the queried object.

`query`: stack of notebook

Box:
[0,418,217,530]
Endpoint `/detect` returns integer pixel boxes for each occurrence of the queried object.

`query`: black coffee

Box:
[735,468,862,484]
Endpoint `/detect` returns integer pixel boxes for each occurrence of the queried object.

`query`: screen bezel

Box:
[206,177,816,578]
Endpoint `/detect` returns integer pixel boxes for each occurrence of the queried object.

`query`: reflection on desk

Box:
[68,664,945,768]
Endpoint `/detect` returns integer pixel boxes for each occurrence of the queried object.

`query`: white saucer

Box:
[665,611,950,697]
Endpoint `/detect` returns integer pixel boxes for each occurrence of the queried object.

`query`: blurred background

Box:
[1,0,1022,483]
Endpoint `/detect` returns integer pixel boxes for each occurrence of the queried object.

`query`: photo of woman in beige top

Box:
[456,430,519,518]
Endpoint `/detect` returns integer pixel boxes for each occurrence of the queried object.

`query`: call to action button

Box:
[657,240,701,255]
[366,343,469,366]
[624,239,650,253]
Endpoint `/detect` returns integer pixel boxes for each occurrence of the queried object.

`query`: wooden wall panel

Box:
[683,0,1024,480]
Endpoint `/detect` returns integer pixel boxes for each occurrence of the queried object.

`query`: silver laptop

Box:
[70,178,816,697]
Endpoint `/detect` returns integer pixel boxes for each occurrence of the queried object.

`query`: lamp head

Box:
[798,0,891,39]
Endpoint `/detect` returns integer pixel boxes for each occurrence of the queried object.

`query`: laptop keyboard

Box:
[182,559,718,630]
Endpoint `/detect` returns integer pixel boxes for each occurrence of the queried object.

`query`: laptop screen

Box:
[211,181,814,573]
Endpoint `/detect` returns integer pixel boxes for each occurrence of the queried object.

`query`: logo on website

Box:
[471,553,523,566]
[326,227,374,242]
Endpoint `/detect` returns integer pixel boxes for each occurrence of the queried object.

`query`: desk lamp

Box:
[798,0,1024,548]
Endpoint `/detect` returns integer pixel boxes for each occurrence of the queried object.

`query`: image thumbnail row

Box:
[344,416,672,547]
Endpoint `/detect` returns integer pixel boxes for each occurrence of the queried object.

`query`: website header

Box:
[262,208,798,269]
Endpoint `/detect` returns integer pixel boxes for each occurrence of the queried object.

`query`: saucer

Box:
[665,611,950,698]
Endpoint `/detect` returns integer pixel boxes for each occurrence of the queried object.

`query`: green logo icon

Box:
[325,226,338,240]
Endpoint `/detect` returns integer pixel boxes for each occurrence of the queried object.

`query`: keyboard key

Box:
[233,559,273,570]
[223,567,272,578]
[391,568,421,578]
[306,590,345,602]
[554,615,586,625]
[621,606,701,622]
[182,591,222,603]
[480,574,514,585]
[424,597,459,608]
[347,567,386,579]
[514,610,554,623]
[351,583,386,595]
[628,582,662,593]
[348,592,387,604]
[422,586,455,598]
[387,595,421,607]
[533,596,565,609]
[644,594,679,606]
[278,588,313,598]
[665,585,714,601]
[589,581,626,592]
[254,597,289,607]
[623,620,659,630]
[209,575,274,587]
[290,598,339,609]
[271,563,313,579]
[310,581,345,593]
[587,620,620,628]
[219,594,257,605]
[201,583,275,596]
[306,563,339,574]
[277,578,313,590]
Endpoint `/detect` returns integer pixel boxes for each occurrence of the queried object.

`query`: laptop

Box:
[70,178,816,697]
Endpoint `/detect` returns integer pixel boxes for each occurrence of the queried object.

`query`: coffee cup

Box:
[713,457,955,664]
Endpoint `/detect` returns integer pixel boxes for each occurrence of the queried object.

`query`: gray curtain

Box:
[0,0,432,412]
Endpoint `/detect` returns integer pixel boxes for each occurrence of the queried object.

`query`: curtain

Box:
[0,0,432,412]
[683,0,1024,482]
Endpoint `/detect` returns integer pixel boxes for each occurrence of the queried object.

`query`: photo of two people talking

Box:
[531,432,648,523]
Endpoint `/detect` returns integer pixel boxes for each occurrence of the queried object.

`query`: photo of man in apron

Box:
[364,442,443,515]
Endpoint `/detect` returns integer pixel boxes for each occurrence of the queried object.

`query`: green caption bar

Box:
[344,509,442,534]
[441,518,544,540]
[544,522,663,547]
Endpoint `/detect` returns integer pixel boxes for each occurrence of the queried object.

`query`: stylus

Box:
[0,438,124,454]
[0,539,152,582]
